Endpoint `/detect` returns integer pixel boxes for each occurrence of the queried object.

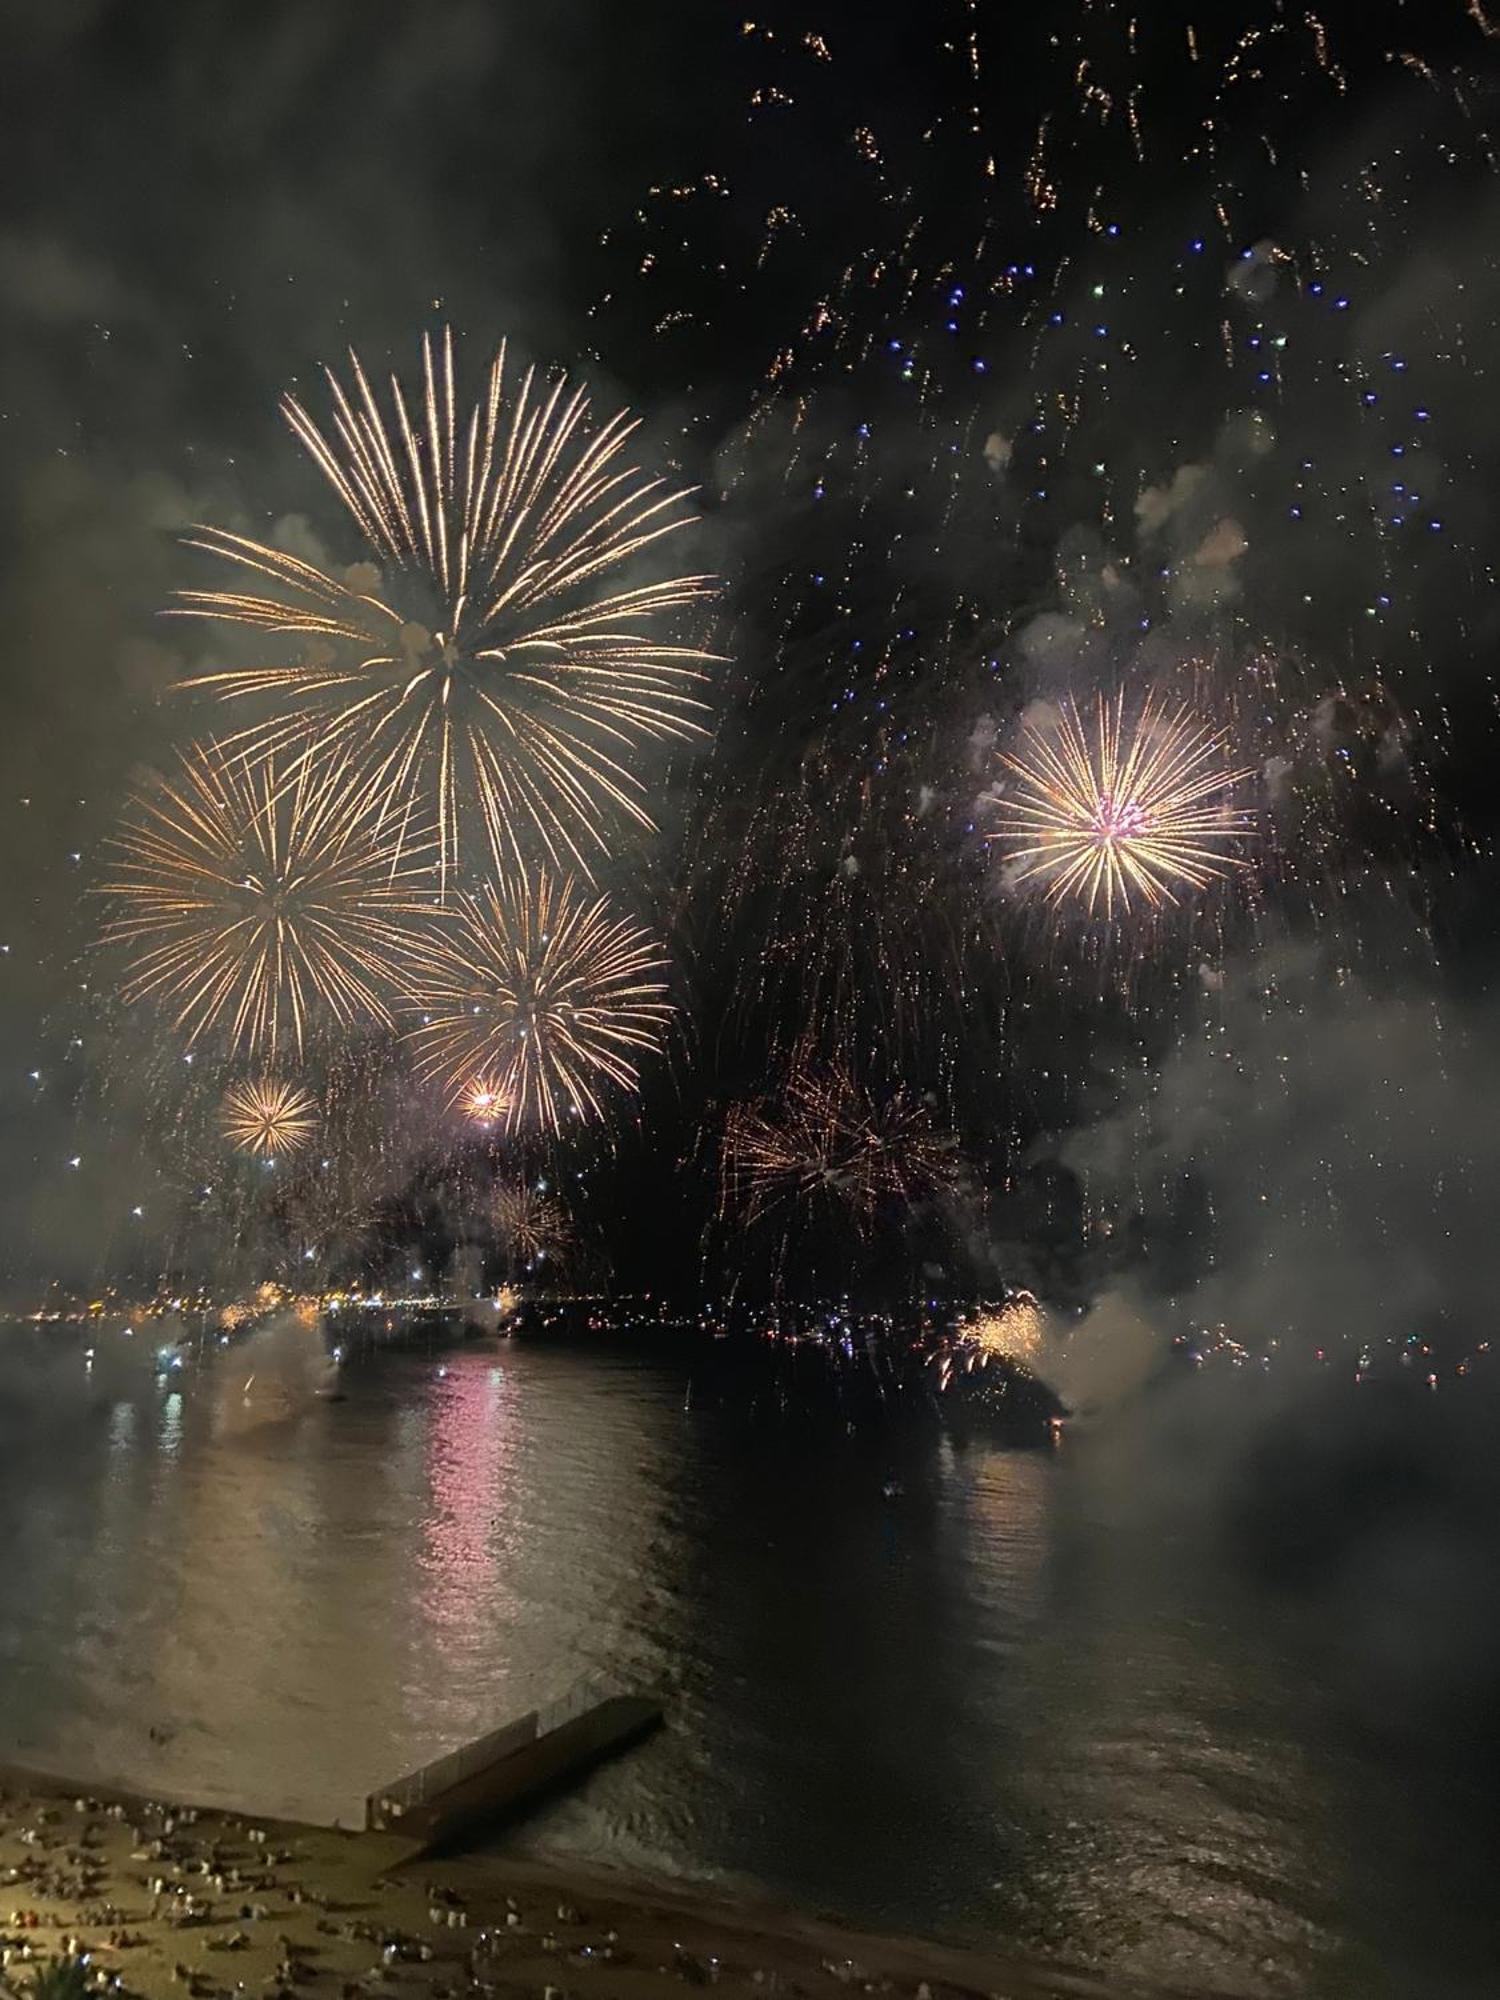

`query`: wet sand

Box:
[0,1769,1183,2000]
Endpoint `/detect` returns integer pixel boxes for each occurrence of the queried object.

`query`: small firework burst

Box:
[404,871,672,1133]
[220,1078,319,1158]
[170,329,719,886]
[493,1179,573,1263]
[989,693,1253,914]
[724,1063,959,1230]
[99,743,436,1058]
[459,1078,511,1125]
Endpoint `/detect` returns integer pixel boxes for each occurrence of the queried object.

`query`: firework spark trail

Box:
[989,693,1254,915]
[99,743,438,1058]
[220,1077,318,1158]
[708,717,980,1076]
[724,1062,959,1229]
[405,871,673,1133]
[169,329,719,888]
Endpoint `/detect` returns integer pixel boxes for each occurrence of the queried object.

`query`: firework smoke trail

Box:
[404,871,673,1134]
[989,693,1253,916]
[170,329,719,888]
[723,1062,960,1232]
[220,1077,319,1158]
[99,745,438,1060]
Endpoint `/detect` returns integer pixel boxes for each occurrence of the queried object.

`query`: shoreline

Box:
[0,1766,1205,2000]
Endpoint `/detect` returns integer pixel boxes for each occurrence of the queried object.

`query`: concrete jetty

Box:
[366,1693,664,1854]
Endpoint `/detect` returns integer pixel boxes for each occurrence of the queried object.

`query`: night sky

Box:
[4,1,1500,1318]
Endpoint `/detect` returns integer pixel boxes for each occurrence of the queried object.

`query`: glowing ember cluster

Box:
[961,1294,1047,1366]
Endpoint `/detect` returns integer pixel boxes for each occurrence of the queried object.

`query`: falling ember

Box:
[988,693,1253,914]
[98,743,437,1059]
[169,328,720,887]
[220,1078,319,1158]
[404,871,673,1134]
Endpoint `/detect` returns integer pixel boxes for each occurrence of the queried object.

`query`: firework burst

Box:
[459,1078,510,1126]
[493,1179,573,1264]
[405,871,672,1133]
[220,1077,318,1158]
[170,329,718,886]
[962,1293,1047,1365]
[988,694,1252,915]
[724,1063,959,1230]
[99,743,436,1058]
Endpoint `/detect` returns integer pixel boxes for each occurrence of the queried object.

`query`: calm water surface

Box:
[0,1316,1495,1999]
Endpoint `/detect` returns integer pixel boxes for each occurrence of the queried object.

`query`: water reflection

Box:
[107,1399,136,1455]
[157,1389,184,1456]
[0,1325,1493,1993]
[418,1363,518,1664]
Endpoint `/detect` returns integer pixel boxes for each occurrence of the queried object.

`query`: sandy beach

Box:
[0,1769,1184,2000]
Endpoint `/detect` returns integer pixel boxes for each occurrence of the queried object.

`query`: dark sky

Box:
[3,2,1500,1311]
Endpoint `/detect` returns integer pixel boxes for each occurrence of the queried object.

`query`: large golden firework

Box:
[723,1063,959,1230]
[99,743,436,1057]
[220,1077,318,1158]
[169,329,717,886]
[405,871,672,1133]
[493,1179,573,1264]
[988,693,1253,914]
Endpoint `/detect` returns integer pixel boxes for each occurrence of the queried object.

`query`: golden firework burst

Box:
[99,743,437,1058]
[220,1077,318,1158]
[963,1294,1046,1365]
[169,329,718,886]
[724,1063,959,1230]
[405,871,672,1133]
[459,1077,510,1125]
[988,693,1253,914]
[493,1179,573,1264]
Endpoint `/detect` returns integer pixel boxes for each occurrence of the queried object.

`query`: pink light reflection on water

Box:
[419,1359,520,1661]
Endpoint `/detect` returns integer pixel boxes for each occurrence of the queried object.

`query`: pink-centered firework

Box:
[989,693,1253,914]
